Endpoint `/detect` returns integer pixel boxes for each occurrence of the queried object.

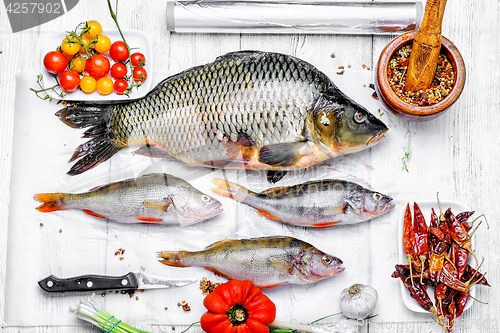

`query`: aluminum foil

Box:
[166,0,423,35]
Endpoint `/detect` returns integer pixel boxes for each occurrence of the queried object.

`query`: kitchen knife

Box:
[38,271,196,293]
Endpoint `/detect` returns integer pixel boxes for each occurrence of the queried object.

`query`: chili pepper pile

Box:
[392,202,490,333]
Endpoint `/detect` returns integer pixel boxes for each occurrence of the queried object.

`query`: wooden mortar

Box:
[375,31,465,122]
[405,0,448,92]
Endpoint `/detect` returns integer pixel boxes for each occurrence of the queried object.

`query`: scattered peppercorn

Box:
[199,277,221,295]
[59,229,62,233]
[178,301,191,311]
[387,44,455,106]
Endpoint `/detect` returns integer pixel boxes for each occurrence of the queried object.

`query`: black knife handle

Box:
[38,273,138,293]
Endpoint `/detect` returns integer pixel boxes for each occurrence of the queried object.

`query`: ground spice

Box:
[387,44,455,106]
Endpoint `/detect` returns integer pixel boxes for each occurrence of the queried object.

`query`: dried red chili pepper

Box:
[428,241,448,286]
[440,267,467,292]
[200,279,276,333]
[392,265,438,317]
[403,203,417,284]
[455,291,469,317]
[434,282,447,325]
[413,203,429,283]
[446,298,457,333]
[455,247,469,280]
[429,227,446,242]
[462,265,490,287]
[444,209,471,250]
[456,211,475,231]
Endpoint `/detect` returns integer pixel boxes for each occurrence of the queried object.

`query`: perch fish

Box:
[158,236,344,288]
[34,173,222,225]
[57,51,388,178]
[212,178,394,228]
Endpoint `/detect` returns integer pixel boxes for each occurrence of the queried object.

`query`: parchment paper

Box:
[5,66,457,328]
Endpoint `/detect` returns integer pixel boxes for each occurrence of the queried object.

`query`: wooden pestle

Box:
[405,0,448,92]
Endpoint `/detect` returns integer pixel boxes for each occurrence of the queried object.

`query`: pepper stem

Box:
[226,304,248,326]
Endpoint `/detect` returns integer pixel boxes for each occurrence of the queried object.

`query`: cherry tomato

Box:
[84,20,102,39]
[94,34,111,54]
[96,77,114,95]
[110,63,127,79]
[44,51,68,75]
[79,34,93,54]
[109,41,129,61]
[70,55,86,73]
[113,78,129,95]
[130,52,146,67]
[80,76,97,94]
[59,70,80,92]
[61,36,80,56]
[86,54,110,79]
[133,67,148,83]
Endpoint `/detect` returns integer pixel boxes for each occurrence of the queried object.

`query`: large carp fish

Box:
[57,51,388,178]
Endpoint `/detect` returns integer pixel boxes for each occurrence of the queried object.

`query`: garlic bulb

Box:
[339,283,378,320]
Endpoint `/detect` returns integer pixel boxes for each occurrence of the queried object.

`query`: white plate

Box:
[40,29,152,101]
[397,200,476,314]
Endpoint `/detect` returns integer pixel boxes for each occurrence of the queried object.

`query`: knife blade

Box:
[38,271,197,293]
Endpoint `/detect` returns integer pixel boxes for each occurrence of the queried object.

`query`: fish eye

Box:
[354,111,366,123]
[200,195,211,202]
[322,256,332,265]
[372,193,382,201]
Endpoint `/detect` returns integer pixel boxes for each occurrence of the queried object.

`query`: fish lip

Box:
[366,128,388,146]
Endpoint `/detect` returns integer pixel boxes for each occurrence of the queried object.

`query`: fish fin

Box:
[203,239,239,250]
[267,170,287,184]
[144,200,172,213]
[258,142,307,167]
[311,221,341,228]
[204,267,229,278]
[136,217,163,223]
[211,178,251,202]
[257,210,283,222]
[215,50,264,62]
[260,283,287,289]
[133,145,173,159]
[157,251,189,267]
[203,160,248,168]
[57,104,123,175]
[82,209,108,219]
[34,193,67,213]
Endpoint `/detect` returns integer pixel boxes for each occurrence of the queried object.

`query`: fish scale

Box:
[58,51,388,175]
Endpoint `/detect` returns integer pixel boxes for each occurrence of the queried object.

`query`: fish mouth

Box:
[366,128,388,146]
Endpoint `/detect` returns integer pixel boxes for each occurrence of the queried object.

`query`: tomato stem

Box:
[106,0,140,97]
[30,74,66,101]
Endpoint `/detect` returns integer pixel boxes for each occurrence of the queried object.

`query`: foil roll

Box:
[166,0,423,35]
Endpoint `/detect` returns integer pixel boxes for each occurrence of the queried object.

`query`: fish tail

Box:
[33,193,67,213]
[211,178,252,202]
[56,104,122,175]
[157,251,190,267]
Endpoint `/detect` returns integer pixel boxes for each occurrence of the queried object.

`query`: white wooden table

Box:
[1,1,499,332]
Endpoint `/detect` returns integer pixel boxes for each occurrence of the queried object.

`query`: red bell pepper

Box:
[200,279,276,333]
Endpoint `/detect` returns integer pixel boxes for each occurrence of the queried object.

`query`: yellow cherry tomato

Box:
[84,20,102,39]
[79,34,93,54]
[96,77,113,95]
[70,55,87,73]
[61,36,80,56]
[94,35,111,54]
[80,76,97,94]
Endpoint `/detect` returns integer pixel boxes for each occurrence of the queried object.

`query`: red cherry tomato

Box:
[133,67,148,83]
[59,70,81,92]
[109,41,129,61]
[86,54,110,79]
[110,63,127,79]
[113,78,129,95]
[130,52,146,67]
[43,51,68,75]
